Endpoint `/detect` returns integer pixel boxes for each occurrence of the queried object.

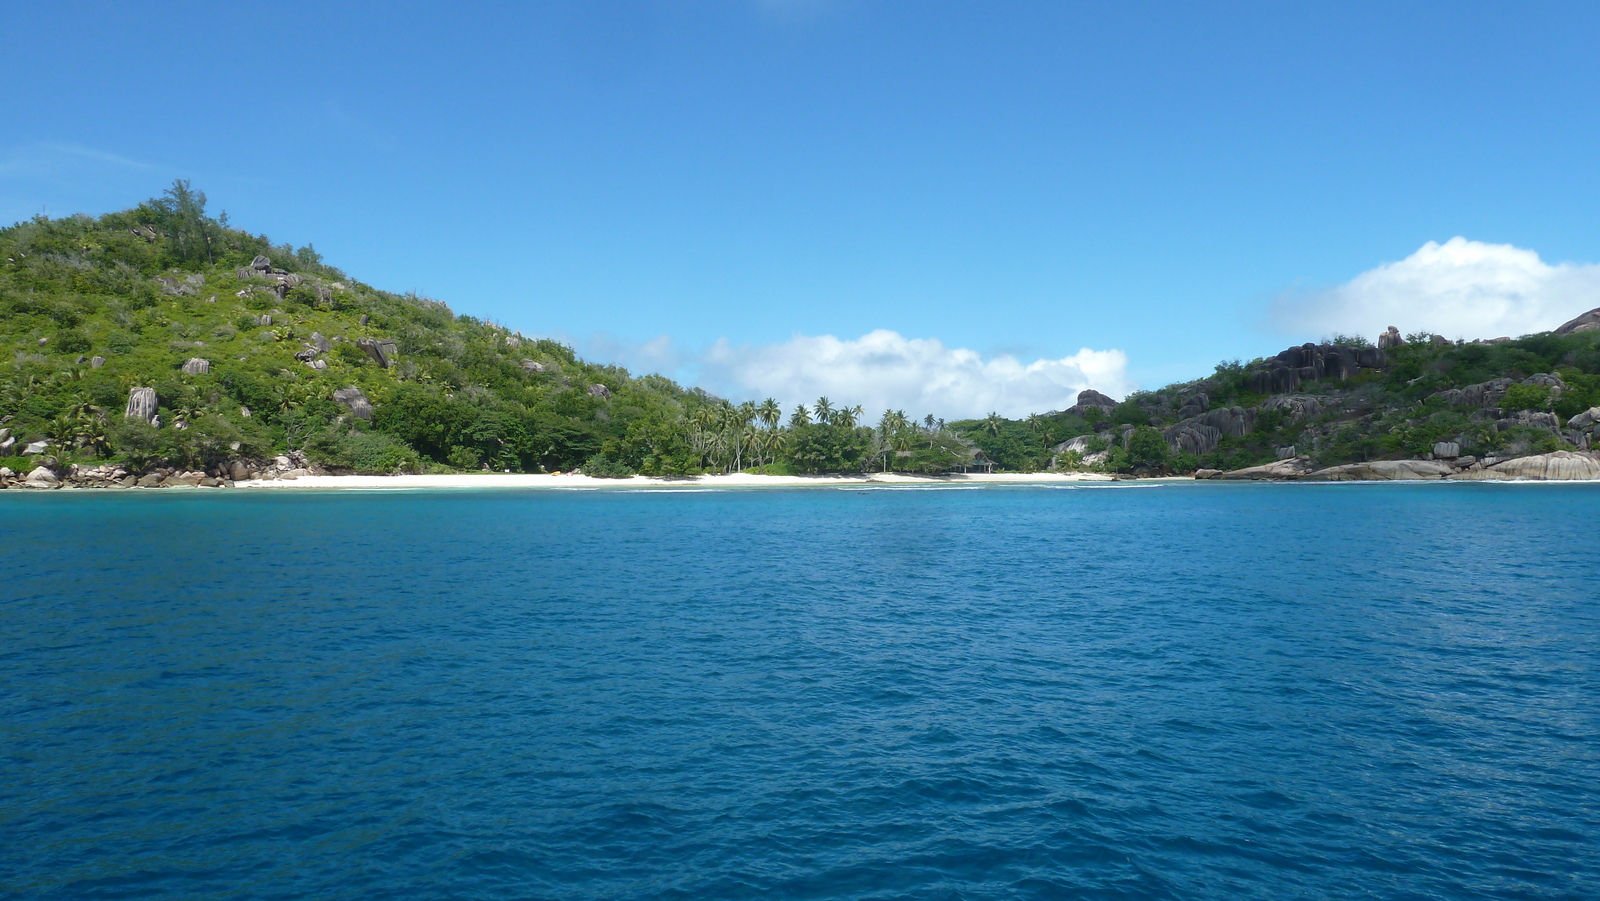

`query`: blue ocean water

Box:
[2,482,1598,900]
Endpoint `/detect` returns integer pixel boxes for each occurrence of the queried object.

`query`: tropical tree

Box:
[813,396,834,424]
[757,397,781,430]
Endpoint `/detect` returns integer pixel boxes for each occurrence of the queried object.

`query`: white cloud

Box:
[1276,237,1600,341]
[697,329,1132,420]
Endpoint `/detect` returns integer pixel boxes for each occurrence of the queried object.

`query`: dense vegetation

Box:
[5,184,1597,480]
[0,184,991,478]
[1025,329,1600,476]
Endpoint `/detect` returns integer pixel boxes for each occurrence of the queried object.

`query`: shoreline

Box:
[232,471,1127,491]
[5,470,1597,492]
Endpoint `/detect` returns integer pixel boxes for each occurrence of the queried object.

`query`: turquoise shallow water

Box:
[2,482,1598,899]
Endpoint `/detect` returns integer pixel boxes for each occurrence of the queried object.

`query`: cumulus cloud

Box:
[697,329,1132,420]
[1275,237,1600,341]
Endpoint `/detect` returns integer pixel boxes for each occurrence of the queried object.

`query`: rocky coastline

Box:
[0,451,326,491]
[1195,449,1600,482]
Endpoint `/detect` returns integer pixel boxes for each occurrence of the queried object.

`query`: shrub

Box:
[1500,383,1551,412]
[446,445,481,470]
[1126,426,1170,470]
[307,427,419,473]
[55,330,92,354]
[581,453,635,478]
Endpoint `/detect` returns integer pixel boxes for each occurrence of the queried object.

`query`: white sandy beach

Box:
[234,471,1121,490]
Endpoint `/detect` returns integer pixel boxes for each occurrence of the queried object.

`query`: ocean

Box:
[3,482,1597,899]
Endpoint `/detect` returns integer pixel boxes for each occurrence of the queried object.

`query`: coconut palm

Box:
[813,396,833,424]
[789,404,811,427]
[757,398,781,430]
[173,400,204,429]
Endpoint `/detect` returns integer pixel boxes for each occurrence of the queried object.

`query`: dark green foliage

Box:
[948,416,1050,471]
[306,426,420,473]
[1499,383,1551,412]
[1125,426,1170,470]
[1109,399,1150,427]
[11,185,1599,480]
[0,186,706,474]
[581,453,635,478]
[786,423,871,474]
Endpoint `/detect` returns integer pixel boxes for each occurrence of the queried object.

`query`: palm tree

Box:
[732,402,757,471]
[789,404,811,427]
[813,396,833,424]
[689,406,717,462]
[757,398,781,430]
[984,412,1004,436]
[173,401,204,429]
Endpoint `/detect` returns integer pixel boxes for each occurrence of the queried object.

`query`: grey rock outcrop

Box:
[1568,406,1600,431]
[588,383,613,399]
[181,357,211,375]
[1176,392,1209,420]
[356,337,391,367]
[157,274,203,296]
[1495,410,1561,434]
[1523,373,1565,396]
[1554,307,1600,335]
[521,359,545,372]
[258,314,273,326]
[125,387,158,423]
[1199,405,1254,437]
[1377,326,1404,350]
[1433,441,1460,458]
[24,466,59,489]
[23,440,50,456]
[333,386,373,420]
[1260,394,1327,423]
[1165,422,1223,456]
[90,356,105,369]
[1076,388,1117,409]
[1300,460,1455,481]
[1450,451,1600,481]
[1067,388,1118,416]
[309,332,333,353]
[1247,342,1383,396]
[1432,378,1513,408]
[1214,456,1317,480]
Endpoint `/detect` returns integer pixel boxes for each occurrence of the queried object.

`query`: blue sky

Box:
[5,2,1599,417]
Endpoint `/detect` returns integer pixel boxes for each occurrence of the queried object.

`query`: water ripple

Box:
[1,483,1597,899]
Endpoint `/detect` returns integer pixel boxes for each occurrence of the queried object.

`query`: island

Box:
[3,182,1598,490]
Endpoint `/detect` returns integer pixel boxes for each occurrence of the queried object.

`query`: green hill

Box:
[0,182,711,479]
[5,182,1600,486]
